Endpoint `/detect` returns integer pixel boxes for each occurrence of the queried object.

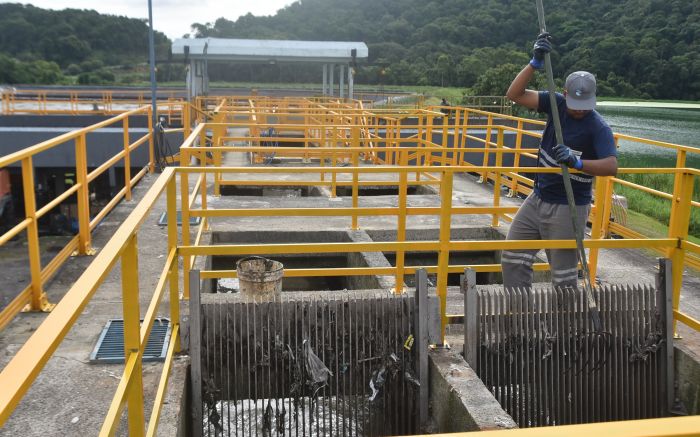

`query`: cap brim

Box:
[566,95,596,111]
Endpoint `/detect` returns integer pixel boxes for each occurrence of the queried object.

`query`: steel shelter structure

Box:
[170,39,369,100]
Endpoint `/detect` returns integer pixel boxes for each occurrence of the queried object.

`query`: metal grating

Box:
[90,318,172,364]
[463,281,671,427]
[191,288,421,437]
[158,211,201,226]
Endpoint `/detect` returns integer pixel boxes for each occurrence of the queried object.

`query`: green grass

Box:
[616,154,700,238]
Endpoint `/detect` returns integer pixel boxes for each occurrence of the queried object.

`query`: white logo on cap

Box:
[575,89,583,96]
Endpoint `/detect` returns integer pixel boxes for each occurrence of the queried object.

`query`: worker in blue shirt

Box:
[502,33,618,290]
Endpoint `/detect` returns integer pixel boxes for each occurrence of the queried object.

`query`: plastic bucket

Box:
[236,256,283,298]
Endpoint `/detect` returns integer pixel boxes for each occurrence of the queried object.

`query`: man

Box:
[440,98,451,116]
[501,33,618,290]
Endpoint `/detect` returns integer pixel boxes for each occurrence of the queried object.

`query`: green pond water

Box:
[596,106,700,165]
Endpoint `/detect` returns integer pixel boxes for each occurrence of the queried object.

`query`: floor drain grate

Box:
[90,318,171,364]
[158,211,201,226]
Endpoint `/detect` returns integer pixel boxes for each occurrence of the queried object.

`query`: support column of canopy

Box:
[348,65,354,100]
[329,63,335,97]
[322,64,328,96]
[339,64,345,99]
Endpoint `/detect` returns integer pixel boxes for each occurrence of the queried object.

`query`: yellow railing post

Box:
[331,148,337,197]
[601,177,615,238]
[492,127,504,227]
[147,107,155,174]
[199,147,208,212]
[121,235,145,436]
[20,157,53,312]
[451,108,460,166]
[480,114,494,183]
[180,152,191,299]
[589,176,612,282]
[352,150,359,230]
[123,116,132,201]
[303,111,310,163]
[441,114,448,165]
[437,170,453,342]
[213,115,224,197]
[668,170,693,336]
[75,134,94,255]
[426,115,435,167]
[510,120,524,196]
[183,103,191,139]
[395,151,408,294]
[167,176,181,353]
[416,114,424,181]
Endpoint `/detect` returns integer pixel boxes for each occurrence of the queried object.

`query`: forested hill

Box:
[0,1,698,100]
[0,3,170,85]
[191,0,700,100]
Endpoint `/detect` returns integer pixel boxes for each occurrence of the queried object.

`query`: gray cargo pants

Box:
[501,193,590,290]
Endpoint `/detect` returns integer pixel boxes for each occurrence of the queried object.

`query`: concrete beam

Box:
[428,348,516,432]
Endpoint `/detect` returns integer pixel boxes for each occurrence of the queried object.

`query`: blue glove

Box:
[552,144,583,170]
[529,32,552,70]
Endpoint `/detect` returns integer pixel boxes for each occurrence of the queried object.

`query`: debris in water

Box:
[303,339,333,385]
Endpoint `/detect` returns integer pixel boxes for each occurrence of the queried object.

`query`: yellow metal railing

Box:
[2,163,697,435]
[0,105,166,331]
[1,96,700,436]
[0,88,185,118]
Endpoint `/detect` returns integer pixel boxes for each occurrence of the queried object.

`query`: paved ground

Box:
[1,143,699,435]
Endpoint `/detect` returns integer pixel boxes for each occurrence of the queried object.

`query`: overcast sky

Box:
[10,1,295,39]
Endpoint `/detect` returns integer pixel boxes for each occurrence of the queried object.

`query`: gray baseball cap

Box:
[565,71,596,110]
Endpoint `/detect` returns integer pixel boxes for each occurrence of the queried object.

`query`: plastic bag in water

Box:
[303,339,333,385]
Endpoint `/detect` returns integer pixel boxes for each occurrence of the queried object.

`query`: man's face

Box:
[567,108,591,119]
[563,90,592,119]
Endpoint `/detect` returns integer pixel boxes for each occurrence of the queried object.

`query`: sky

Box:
[9,1,295,39]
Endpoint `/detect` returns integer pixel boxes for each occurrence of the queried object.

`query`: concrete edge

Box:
[675,342,700,415]
[428,348,516,432]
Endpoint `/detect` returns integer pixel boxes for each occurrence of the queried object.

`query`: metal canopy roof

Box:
[171,38,368,64]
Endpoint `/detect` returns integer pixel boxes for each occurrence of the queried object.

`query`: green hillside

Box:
[1,0,699,101]
[0,3,172,85]
[191,0,700,100]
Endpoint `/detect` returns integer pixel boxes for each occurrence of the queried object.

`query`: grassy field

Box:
[616,153,700,238]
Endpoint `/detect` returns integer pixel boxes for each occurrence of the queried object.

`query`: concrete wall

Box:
[428,348,516,432]
[676,343,700,414]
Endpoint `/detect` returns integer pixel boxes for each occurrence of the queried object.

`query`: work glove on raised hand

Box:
[552,143,583,170]
[529,32,552,70]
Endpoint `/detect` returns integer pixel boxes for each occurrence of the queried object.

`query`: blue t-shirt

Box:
[534,91,616,205]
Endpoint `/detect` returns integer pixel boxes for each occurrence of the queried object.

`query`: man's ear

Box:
[563,90,568,97]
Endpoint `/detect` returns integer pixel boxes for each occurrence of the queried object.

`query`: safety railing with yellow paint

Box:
[0,106,160,331]
[0,88,186,118]
[0,161,698,435]
[2,96,700,435]
[181,96,700,275]
[105,162,700,433]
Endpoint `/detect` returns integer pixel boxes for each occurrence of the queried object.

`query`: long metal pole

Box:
[535,0,602,332]
[148,0,158,164]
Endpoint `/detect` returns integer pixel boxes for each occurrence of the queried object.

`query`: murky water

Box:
[597,106,700,157]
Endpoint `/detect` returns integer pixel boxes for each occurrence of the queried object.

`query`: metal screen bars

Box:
[190,270,420,437]
[463,260,673,427]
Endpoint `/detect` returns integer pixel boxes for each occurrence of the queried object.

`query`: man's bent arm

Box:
[506,65,540,110]
[580,156,617,176]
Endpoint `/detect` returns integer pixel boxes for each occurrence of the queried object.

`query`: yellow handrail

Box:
[1,96,699,436]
